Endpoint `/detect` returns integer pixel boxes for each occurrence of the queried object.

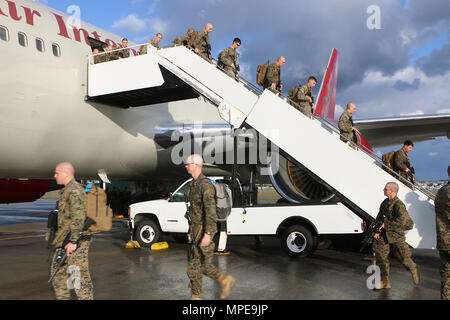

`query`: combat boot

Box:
[217,274,235,299]
[376,276,391,289]
[411,267,420,285]
[190,294,201,300]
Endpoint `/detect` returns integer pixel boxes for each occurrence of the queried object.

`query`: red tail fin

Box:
[315,48,339,121]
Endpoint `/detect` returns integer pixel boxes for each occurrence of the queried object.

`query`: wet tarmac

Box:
[0,200,443,300]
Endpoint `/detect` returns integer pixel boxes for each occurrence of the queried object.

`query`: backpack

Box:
[382,150,395,171]
[289,85,301,106]
[199,178,233,221]
[256,61,269,86]
[390,198,414,231]
[403,213,414,231]
[84,184,113,233]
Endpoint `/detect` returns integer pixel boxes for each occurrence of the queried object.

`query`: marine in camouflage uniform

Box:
[338,106,355,143]
[173,29,196,47]
[393,141,414,180]
[372,183,419,289]
[217,38,240,78]
[116,39,130,59]
[140,33,162,55]
[50,178,94,300]
[296,84,314,114]
[263,63,281,94]
[193,24,213,62]
[184,155,234,300]
[435,168,449,300]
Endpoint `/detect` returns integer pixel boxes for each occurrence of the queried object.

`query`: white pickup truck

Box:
[128,177,364,257]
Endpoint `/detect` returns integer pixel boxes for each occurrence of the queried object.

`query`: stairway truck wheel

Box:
[135,219,161,248]
[281,225,316,258]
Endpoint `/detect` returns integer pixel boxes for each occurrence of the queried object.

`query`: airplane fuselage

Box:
[0,0,225,180]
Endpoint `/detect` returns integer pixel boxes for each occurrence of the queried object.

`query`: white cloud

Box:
[427,152,438,156]
[437,108,450,114]
[149,17,169,35]
[111,14,147,35]
[400,109,425,116]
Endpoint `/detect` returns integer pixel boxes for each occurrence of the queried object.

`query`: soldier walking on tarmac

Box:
[50,162,94,300]
[435,166,449,300]
[184,154,235,300]
[372,182,420,289]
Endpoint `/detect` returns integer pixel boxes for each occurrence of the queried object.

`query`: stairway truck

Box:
[128,177,363,257]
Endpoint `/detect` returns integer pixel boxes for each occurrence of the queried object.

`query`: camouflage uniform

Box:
[174,31,196,48]
[193,30,212,61]
[296,84,314,114]
[217,46,238,78]
[139,40,159,55]
[263,63,281,93]
[186,174,222,296]
[393,149,411,180]
[94,52,108,64]
[50,179,93,300]
[435,182,450,300]
[338,111,354,143]
[372,197,418,282]
[116,45,130,59]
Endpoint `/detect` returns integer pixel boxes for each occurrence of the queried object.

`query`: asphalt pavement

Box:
[0,199,442,300]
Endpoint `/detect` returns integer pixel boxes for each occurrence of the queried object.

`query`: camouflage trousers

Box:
[50,239,94,300]
[439,250,449,300]
[187,240,223,295]
[373,234,417,278]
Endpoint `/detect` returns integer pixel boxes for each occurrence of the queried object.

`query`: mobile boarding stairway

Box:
[87,45,437,250]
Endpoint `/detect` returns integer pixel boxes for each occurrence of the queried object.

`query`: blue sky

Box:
[34,0,450,181]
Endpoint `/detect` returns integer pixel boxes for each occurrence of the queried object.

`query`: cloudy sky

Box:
[36,0,449,180]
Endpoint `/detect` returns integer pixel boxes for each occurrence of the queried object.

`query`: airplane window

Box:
[18,32,27,47]
[0,26,8,41]
[52,43,61,57]
[35,38,44,52]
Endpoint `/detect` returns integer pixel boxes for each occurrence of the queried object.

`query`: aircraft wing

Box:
[353,114,450,148]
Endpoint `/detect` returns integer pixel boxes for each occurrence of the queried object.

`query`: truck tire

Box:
[135,219,161,247]
[281,225,316,258]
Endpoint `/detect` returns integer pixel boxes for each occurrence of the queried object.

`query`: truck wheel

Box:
[281,225,316,258]
[135,220,161,247]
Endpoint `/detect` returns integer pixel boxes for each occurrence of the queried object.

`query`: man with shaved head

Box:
[50,162,94,300]
[372,182,419,289]
[263,56,285,94]
[193,23,213,61]
[184,154,235,300]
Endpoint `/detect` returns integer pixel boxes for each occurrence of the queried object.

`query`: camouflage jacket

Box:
[116,45,130,59]
[264,63,280,89]
[218,46,237,71]
[187,174,218,242]
[338,111,354,142]
[174,32,196,47]
[193,30,211,59]
[378,196,409,243]
[296,84,313,109]
[55,179,87,246]
[435,182,449,250]
[139,40,158,55]
[393,149,410,174]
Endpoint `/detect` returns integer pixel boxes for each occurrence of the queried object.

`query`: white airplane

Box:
[0,0,448,204]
